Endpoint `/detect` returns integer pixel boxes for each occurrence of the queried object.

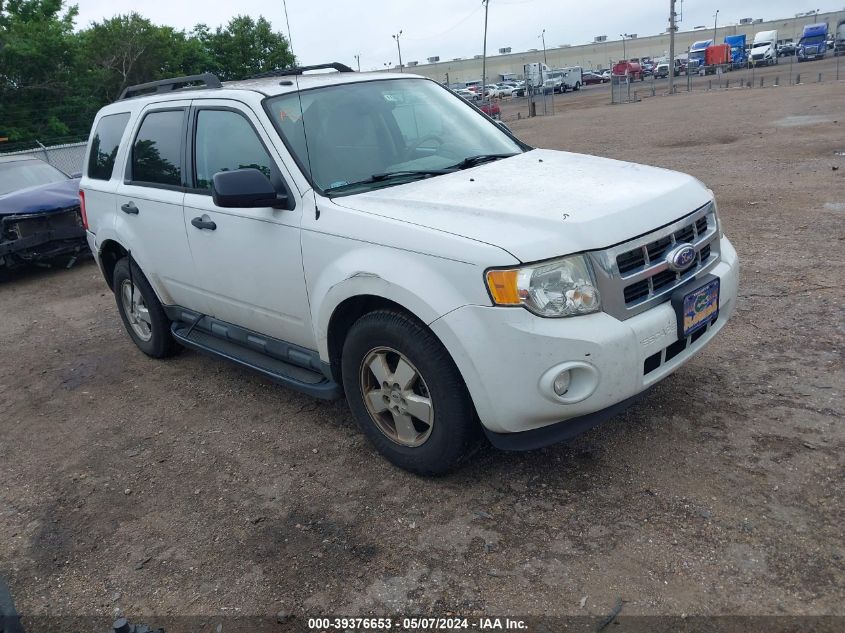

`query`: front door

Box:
[182,103,314,350]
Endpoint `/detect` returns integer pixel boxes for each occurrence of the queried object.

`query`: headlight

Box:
[486,254,601,318]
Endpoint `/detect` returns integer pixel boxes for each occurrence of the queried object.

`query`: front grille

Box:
[6,206,82,239]
[587,202,721,321]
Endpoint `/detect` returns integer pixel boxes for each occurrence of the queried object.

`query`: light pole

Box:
[620,33,631,61]
[713,9,719,43]
[669,0,677,94]
[392,30,403,72]
[354,54,361,72]
[539,29,547,65]
[481,0,490,106]
[384,62,392,73]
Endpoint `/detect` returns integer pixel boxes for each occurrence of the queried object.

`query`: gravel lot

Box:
[1,75,843,630]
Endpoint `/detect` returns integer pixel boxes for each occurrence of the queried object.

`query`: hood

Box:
[331,149,712,263]
[0,177,81,217]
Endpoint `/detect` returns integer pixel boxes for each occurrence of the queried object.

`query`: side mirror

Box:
[496,120,512,134]
[212,168,288,209]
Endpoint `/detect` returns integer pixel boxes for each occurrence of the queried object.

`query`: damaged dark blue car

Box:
[0,155,88,270]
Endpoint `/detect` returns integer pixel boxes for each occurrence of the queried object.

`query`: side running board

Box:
[171,323,342,400]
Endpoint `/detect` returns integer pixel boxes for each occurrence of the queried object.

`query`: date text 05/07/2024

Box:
[307,617,528,630]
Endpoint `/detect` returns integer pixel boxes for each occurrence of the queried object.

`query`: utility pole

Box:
[713,9,719,43]
[540,29,547,65]
[354,54,361,72]
[481,0,490,106]
[392,31,403,72]
[620,33,630,61]
[669,0,677,94]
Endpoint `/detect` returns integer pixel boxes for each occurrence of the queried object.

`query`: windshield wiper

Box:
[449,153,518,170]
[324,169,455,194]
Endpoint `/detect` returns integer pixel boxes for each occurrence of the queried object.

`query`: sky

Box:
[72,0,842,71]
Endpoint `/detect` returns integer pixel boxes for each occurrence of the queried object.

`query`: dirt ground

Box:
[1,74,844,631]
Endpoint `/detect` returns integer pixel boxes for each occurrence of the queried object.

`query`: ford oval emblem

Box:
[666,244,697,272]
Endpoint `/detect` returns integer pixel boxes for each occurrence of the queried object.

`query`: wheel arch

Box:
[325,293,432,384]
[98,239,129,289]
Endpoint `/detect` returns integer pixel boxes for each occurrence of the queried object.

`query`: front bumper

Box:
[0,210,87,267]
[430,237,739,439]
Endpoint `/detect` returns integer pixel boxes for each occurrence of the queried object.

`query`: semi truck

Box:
[687,39,713,73]
[749,30,778,66]
[724,34,748,68]
[798,23,829,61]
[836,19,845,56]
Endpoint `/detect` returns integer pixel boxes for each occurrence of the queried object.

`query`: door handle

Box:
[120,202,139,215]
[191,216,217,231]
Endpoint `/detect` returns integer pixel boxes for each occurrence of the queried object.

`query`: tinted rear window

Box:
[131,110,184,187]
[87,113,130,180]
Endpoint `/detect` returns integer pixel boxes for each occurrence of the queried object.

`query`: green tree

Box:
[201,15,294,81]
[0,0,79,143]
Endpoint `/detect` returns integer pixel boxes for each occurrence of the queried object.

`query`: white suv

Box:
[80,64,739,474]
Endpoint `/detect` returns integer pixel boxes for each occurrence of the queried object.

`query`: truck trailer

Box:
[724,34,748,68]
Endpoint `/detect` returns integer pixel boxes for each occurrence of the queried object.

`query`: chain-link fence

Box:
[0,141,87,176]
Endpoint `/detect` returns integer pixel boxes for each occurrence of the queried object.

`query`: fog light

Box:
[553,370,571,396]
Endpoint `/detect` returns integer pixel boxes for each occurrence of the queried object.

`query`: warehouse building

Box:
[396,9,845,84]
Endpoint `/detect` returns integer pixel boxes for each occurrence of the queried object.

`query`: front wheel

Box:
[341,310,478,475]
[113,257,175,358]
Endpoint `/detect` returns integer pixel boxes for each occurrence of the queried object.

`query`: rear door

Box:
[114,102,204,309]
[182,102,314,349]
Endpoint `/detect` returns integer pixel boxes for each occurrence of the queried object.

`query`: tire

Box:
[341,310,478,475]
[112,257,175,358]
[575,81,581,90]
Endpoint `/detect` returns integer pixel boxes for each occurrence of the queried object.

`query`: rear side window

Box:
[131,110,185,187]
[87,113,130,180]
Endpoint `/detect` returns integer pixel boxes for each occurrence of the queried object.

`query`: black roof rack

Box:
[118,73,222,101]
[247,62,355,80]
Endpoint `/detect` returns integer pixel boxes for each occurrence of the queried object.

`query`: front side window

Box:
[194,110,275,191]
[87,113,130,180]
[131,110,184,187]
[265,78,522,196]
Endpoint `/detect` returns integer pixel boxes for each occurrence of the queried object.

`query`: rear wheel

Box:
[113,257,175,358]
[341,310,478,475]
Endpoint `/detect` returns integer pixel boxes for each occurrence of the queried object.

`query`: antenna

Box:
[280,0,317,217]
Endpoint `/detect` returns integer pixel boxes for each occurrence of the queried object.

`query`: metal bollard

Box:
[726,78,731,89]
[818,72,822,83]
[760,77,764,88]
[708,79,712,90]
[796,73,801,84]
[774,76,779,86]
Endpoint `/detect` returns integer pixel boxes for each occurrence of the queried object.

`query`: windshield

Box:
[0,160,68,196]
[689,51,705,60]
[265,78,522,196]
[800,35,825,45]
[752,41,771,48]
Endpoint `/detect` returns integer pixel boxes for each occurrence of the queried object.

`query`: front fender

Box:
[308,241,489,361]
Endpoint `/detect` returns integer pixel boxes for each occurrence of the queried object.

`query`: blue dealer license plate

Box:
[682,278,720,337]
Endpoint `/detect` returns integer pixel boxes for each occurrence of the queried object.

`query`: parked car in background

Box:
[582,71,606,85]
[479,101,501,119]
[0,156,87,270]
[455,88,479,101]
[654,62,670,78]
[496,84,515,97]
[484,84,501,98]
[600,69,611,79]
[778,41,796,56]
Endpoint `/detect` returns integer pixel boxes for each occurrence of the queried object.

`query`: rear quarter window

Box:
[87,113,131,180]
